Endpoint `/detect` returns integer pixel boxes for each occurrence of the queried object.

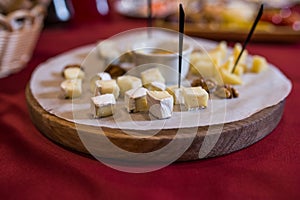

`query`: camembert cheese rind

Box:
[94,79,120,99]
[90,72,112,93]
[117,75,142,97]
[141,68,165,88]
[182,87,209,111]
[147,91,173,119]
[124,87,148,113]
[166,85,185,105]
[91,94,116,118]
[60,79,82,99]
[63,67,85,80]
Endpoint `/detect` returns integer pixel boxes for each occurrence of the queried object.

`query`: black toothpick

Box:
[178,3,185,88]
[231,4,264,74]
[147,0,152,38]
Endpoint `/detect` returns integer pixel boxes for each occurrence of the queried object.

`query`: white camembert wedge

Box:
[147,91,173,119]
[125,87,148,113]
[166,85,185,105]
[117,75,142,97]
[60,79,82,99]
[94,79,120,99]
[91,94,116,118]
[182,87,209,111]
[90,72,111,93]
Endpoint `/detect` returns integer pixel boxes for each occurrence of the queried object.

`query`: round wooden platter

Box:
[26,85,285,162]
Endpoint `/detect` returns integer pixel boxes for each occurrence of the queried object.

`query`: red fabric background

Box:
[0,1,299,199]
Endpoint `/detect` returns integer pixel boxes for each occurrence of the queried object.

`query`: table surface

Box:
[1,1,299,199]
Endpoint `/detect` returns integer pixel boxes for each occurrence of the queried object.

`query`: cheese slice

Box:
[141,68,165,88]
[90,72,111,93]
[63,67,85,80]
[125,87,148,113]
[91,94,116,118]
[166,85,185,105]
[60,79,82,99]
[182,87,209,111]
[117,75,142,97]
[147,91,173,119]
[95,79,120,99]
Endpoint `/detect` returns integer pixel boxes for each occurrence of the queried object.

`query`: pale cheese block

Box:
[183,87,209,111]
[117,75,142,97]
[125,87,148,113]
[91,94,116,118]
[166,85,185,105]
[147,91,173,119]
[141,68,165,88]
[90,72,111,93]
[251,55,268,73]
[60,79,82,99]
[95,79,120,99]
[63,67,85,80]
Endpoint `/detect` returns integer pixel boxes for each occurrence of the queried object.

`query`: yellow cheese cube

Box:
[251,55,268,73]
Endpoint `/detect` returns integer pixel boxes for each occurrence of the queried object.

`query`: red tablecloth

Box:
[1,2,299,199]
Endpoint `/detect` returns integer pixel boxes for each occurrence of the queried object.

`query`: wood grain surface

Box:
[26,85,285,162]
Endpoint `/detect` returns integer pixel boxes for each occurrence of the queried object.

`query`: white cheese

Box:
[63,67,85,80]
[91,94,116,118]
[147,91,173,119]
[147,81,166,91]
[94,79,120,99]
[117,75,142,97]
[60,79,82,99]
[125,87,148,113]
[182,87,209,111]
[166,85,185,105]
[90,72,112,93]
[141,68,165,88]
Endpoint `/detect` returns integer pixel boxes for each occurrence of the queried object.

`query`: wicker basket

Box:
[0,5,46,78]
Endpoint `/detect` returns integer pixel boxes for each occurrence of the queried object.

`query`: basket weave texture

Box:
[0,5,46,78]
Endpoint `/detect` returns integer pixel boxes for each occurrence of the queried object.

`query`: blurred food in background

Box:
[146,0,300,42]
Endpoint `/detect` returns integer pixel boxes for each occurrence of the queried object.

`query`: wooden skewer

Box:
[178,3,185,88]
[231,4,264,74]
[147,0,152,38]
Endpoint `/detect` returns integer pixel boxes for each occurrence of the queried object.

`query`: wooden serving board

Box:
[26,85,285,162]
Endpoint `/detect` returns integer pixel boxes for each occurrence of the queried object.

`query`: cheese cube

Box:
[166,85,185,105]
[95,79,120,99]
[117,75,142,97]
[183,87,209,111]
[147,91,173,119]
[90,72,111,93]
[60,79,82,99]
[63,67,85,80]
[251,55,268,73]
[91,94,116,118]
[147,81,166,91]
[125,87,148,113]
[141,68,165,88]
